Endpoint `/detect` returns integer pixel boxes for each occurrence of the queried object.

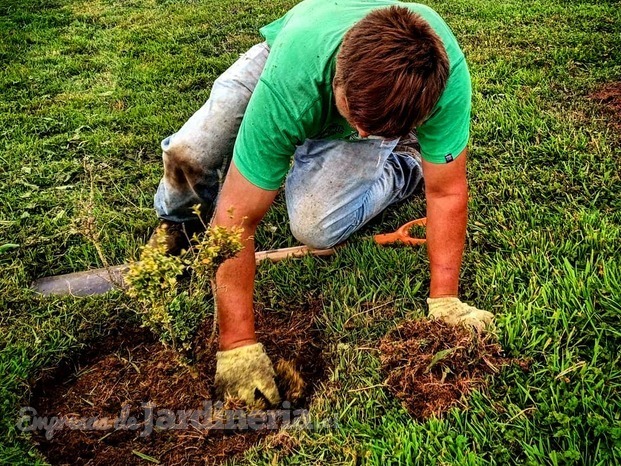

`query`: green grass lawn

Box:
[1,0,620,464]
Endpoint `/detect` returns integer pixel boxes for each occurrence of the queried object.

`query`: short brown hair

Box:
[335,6,449,138]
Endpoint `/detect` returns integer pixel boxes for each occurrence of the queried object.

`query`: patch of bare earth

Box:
[380,319,519,420]
[29,300,326,465]
[591,82,621,132]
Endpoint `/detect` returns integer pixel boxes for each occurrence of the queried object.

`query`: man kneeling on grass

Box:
[150,0,493,407]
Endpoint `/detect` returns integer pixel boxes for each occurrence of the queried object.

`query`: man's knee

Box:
[162,136,208,190]
[290,220,339,249]
[289,209,342,249]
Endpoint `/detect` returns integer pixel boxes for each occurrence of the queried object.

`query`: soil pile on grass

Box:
[591,82,621,132]
[380,319,510,419]
[30,301,326,465]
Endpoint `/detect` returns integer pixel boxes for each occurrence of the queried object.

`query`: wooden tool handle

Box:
[33,245,337,297]
[255,245,336,263]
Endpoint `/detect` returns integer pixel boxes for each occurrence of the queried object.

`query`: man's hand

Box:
[215,343,281,409]
[427,297,494,332]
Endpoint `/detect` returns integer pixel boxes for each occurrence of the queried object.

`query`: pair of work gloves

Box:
[215,297,493,408]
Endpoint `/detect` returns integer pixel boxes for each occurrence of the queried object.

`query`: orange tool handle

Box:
[373,217,426,246]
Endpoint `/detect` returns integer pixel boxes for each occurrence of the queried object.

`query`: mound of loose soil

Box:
[30,300,326,465]
[591,82,621,132]
[380,319,511,420]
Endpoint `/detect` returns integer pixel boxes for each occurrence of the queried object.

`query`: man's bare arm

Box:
[211,162,278,350]
[422,148,469,298]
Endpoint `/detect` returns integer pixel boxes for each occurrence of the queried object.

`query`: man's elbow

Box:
[425,179,468,202]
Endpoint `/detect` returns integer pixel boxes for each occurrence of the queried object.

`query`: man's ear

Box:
[342,91,350,113]
[334,84,350,114]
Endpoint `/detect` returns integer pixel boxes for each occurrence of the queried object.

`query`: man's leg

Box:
[285,136,424,249]
[154,43,269,224]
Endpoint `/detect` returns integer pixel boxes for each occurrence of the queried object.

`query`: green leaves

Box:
[425,347,463,374]
[124,220,243,350]
[0,244,19,254]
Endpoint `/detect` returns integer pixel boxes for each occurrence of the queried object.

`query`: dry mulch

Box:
[30,300,326,465]
[380,319,515,420]
[590,82,621,132]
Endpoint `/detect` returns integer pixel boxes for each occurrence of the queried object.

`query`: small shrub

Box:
[125,207,244,350]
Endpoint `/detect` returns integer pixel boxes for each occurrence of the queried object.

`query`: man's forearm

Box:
[214,223,258,350]
[210,163,278,351]
[426,191,468,298]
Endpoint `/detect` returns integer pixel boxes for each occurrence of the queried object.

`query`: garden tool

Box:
[32,218,426,297]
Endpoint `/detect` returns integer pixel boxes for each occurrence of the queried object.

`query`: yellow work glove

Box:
[427,297,494,332]
[214,342,281,409]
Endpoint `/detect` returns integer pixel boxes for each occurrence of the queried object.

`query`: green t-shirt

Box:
[233,0,472,190]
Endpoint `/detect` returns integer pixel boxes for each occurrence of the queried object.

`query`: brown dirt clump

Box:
[29,300,326,465]
[379,319,510,420]
[591,82,621,132]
